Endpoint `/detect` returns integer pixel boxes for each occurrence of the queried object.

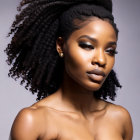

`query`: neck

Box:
[56,71,105,116]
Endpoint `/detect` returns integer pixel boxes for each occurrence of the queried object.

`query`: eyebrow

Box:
[77,35,97,43]
[77,35,117,46]
[108,42,117,46]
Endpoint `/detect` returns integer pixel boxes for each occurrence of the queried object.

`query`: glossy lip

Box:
[87,69,106,77]
[86,69,106,83]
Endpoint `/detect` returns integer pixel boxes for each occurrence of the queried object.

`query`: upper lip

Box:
[87,69,106,77]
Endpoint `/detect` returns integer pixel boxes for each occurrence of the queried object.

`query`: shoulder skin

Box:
[10,104,58,140]
[107,103,133,140]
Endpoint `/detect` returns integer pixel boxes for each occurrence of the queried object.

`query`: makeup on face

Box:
[86,69,106,84]
[62,19,117,91]
[77,35,118,56]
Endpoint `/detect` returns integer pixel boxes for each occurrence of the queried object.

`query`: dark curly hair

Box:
[5,0,122,101]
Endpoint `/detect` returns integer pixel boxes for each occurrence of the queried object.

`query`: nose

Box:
[91,48,106,67]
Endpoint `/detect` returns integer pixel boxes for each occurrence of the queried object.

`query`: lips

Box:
[87,69,106,83]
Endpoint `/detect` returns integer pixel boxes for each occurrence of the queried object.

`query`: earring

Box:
[59,52,64,58]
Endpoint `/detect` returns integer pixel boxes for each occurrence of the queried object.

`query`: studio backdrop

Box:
[0,0,140,140]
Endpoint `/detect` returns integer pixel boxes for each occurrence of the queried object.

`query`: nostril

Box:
[91,49,106,67]
[91,61,106,68]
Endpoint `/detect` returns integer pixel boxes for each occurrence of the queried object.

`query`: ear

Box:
[56,37,64,54]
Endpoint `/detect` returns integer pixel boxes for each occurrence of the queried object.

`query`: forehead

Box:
[68,18,117,42]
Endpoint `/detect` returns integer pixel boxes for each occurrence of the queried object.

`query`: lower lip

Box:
[87,73,104,83]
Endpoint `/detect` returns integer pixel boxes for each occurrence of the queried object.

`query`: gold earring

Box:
[59,52,64,58]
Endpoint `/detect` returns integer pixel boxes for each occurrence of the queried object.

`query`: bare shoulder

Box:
[10,106,42,140]
[106,103,133,140]
[107,103,129,117]
[10,100,54,140]
[107,103,132,123]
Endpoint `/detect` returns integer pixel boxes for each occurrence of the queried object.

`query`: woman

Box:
[6,0,133,140]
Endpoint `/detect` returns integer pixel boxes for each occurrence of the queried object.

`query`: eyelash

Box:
[78,42,118,56]
[106,49,118,56]
[78,42,93,49]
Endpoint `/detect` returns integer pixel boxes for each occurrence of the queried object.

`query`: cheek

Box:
[64,45,90,78]
[106,56,115,73]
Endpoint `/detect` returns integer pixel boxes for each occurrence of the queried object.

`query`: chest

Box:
[41,112,123,140]
[57,118,123,140]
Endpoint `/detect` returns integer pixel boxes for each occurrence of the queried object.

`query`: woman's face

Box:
[57,18,117,91]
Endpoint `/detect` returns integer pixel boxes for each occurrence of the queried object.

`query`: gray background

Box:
[0,0,140,139]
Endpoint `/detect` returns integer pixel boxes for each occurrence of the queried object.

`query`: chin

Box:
[82,81,104,92]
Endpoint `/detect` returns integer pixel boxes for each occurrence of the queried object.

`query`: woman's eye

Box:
[106,49,118,56]
[78,42,94,50]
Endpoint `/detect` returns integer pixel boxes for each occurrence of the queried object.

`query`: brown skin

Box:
[10,18,133,140]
